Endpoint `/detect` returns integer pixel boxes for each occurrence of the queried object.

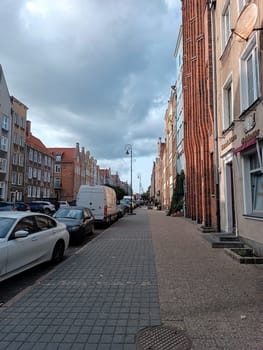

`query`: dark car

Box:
[53,206,95,243]
[27,201,56,215]
[0,202,30,211]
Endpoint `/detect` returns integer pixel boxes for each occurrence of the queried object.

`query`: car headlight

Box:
[68,225,80,232]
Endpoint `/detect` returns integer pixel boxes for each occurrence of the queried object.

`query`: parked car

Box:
[58,201,70,208]
[27,201,56,215]
[0,202,30,211]
[53,206,95,243]
[0,212,69,282]
[119,199,131,213]
[117,202,129,217]
[77,185,119,226]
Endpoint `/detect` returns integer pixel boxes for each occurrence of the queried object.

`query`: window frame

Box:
[242,144,263,217]
[221,0,231,50]
[2,115,9,131]
[222,73,234,130]
[240,34,260,112]
[1,136,8,152]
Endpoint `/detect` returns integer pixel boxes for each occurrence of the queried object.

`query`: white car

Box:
[58,201,70,208]
[0,212,70,282]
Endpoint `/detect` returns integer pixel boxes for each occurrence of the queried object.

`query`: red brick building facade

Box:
[48,143,86,203]
[182,0,217,229]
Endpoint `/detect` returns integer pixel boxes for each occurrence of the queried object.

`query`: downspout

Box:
[210,0,221,232]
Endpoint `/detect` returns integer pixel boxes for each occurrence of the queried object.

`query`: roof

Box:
[26,134,52,155]
[0,212,41,219]
[48,148,76,162]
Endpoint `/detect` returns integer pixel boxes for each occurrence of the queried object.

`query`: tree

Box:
[141,187,150,201]
[105,185,126,201]
[168,170,185,216]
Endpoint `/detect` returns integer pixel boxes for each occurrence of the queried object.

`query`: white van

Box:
[76,185,119,226]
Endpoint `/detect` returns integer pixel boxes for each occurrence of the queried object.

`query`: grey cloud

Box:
[0,0,180,188]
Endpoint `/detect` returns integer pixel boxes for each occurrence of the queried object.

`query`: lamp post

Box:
[125,144,133,214]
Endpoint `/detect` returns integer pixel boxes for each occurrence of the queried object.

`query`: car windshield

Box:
[55,209,82,219]
[0,218,16,238]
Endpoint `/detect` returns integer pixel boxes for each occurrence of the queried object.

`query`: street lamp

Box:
[125,144,133,214]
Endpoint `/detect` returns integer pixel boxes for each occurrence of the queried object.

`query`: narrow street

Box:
[0,208,262,349]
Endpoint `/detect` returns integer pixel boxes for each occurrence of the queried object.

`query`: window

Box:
[1,136,8,152]
[240,34,260,112]
[0,158,7,172]
[38,153,42,164]
[56,155,62,162]
[222,1,231,49]
[37,187,41,198]
[55,164,61,173]
[12,172,17,185]
[34,151,38,162]
[28,185,32,197]
[19,154,24,166]
[238,0,249,13]
[2,115,9,131]
[15,113,19,125]
[38,169,41,180]
[222,74,233,130]
[28,167,33,179]
[14,217,36,235]
[33,168,37,178]
[20,135,25,147]
[13,133,18,145]
[18,173,23,185]
[29,149,33,161]
[0,182,5,199]
[17,192,22,201]
[35,215,56,231]
[13,153,18,165]
[20,117,25,129]
[54,177,61,187]
[243,145,263,216]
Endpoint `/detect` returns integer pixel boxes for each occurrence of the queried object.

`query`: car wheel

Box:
[51,240,65,263]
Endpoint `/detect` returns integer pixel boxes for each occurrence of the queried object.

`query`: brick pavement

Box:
[149,210,263,350]
[0,208,263,349]
[0,209,160,350]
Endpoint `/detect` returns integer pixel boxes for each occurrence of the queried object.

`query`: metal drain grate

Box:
[136,326,192,350]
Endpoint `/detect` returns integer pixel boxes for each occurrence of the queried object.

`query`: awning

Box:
[233,137,256,154]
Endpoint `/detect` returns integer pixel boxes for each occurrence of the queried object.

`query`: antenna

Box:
[232,3,261,41]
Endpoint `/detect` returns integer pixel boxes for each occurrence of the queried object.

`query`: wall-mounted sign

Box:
[244,112,256,133]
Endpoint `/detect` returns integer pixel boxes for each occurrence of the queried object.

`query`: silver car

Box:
[0,212,69,282]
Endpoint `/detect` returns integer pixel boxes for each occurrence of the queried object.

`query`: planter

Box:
[225,247,263,264]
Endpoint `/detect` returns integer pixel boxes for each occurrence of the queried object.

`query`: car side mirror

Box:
[14,230,29,238]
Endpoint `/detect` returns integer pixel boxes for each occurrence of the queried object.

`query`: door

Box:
[6,216,39,274]
[225,162,236,233]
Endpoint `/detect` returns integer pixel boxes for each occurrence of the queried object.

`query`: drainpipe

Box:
[210,0,221,232]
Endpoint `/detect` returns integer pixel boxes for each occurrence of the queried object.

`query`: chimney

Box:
[26,120,32,136]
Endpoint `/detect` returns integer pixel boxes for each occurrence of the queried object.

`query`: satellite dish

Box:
[233,3,258,41]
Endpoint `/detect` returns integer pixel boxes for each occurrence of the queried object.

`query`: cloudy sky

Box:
[0,0,181,193]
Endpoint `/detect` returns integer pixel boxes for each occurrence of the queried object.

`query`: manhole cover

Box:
[136,326,192,350]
